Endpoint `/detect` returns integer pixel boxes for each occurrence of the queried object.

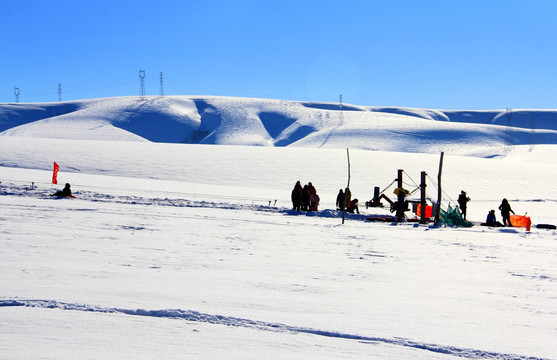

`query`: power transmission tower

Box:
[339,94,344,125]
[160,72,164,98]
[14,87,20,103]
[139,69,146,100]
[58,83,62,102]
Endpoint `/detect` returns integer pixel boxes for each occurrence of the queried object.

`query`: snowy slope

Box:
[2,96,557,156]
[1,95,556,359]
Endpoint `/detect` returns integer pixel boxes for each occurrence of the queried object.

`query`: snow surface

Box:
[1,96,556,359]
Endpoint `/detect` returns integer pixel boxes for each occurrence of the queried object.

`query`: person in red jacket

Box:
[309,191,320,211]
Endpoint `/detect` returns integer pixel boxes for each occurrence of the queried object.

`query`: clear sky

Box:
[2,0,557,109]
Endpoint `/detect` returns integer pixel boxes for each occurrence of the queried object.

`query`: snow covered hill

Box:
[2,96,557,156]
[1,95,557,359]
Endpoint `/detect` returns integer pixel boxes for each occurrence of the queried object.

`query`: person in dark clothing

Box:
[457,190,470,220]
[301,185,310,211]
[302,182,317,211]
[498,198,515,226]
[336,189,345,211]
[485,209,503,227]
[51,183,72,197]
[347,198,360,214]
[291,181,303,211]
[62,183,72,196]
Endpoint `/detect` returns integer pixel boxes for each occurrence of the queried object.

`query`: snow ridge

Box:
[0,299,547,360]
[2,96,557,156]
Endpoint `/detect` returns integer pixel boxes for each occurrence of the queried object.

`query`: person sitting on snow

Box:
[484,209,503,227]
[51,183,72,197]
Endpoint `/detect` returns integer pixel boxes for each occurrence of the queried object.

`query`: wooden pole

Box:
[342,148,351,224]
[434,152,444,226]
[420,171,427,224]
[396,169,403,222]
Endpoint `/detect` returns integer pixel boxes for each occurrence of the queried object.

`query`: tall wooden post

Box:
[434,152,444,226]
[396,169,404,222]
[420,171,427,224]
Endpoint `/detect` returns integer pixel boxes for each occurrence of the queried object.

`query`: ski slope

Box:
[1,96,556,359]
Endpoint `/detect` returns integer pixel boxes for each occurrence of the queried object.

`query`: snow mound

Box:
[1,96,557,156]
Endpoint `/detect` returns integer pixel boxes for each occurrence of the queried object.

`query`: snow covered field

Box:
[1,96,556,359]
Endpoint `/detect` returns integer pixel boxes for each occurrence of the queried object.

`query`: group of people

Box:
[291,182,362,213]
[458,190,516,227]
[291,181,320,211]
[292,184,517,226]
[336,188,359,214]
[486,198,515,227]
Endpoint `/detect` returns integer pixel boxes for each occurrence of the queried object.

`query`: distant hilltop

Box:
[1,95,556,157]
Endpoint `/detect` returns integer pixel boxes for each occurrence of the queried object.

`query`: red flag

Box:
[52,162,60,184]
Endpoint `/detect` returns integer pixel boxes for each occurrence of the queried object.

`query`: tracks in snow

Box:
[0,183,371,221]
[0,299,548,360]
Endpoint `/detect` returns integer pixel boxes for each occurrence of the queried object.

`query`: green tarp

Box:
[440,204,473,227]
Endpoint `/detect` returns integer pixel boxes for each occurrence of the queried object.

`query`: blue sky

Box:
[2,0,557,109]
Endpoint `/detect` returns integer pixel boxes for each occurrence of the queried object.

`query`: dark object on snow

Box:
[51,183,73,197]
[347,199,359,214]
[440,204,473,227]
[301,185,309,211]
[291,181,302,211]
[482,209,504,227]
[301,182,317,211]
[457,190,470,220]
[366,215,397,222]
[498,198,515,226]
[535,224,557,230]
[336,189,345,211]
[309,192,320,211]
